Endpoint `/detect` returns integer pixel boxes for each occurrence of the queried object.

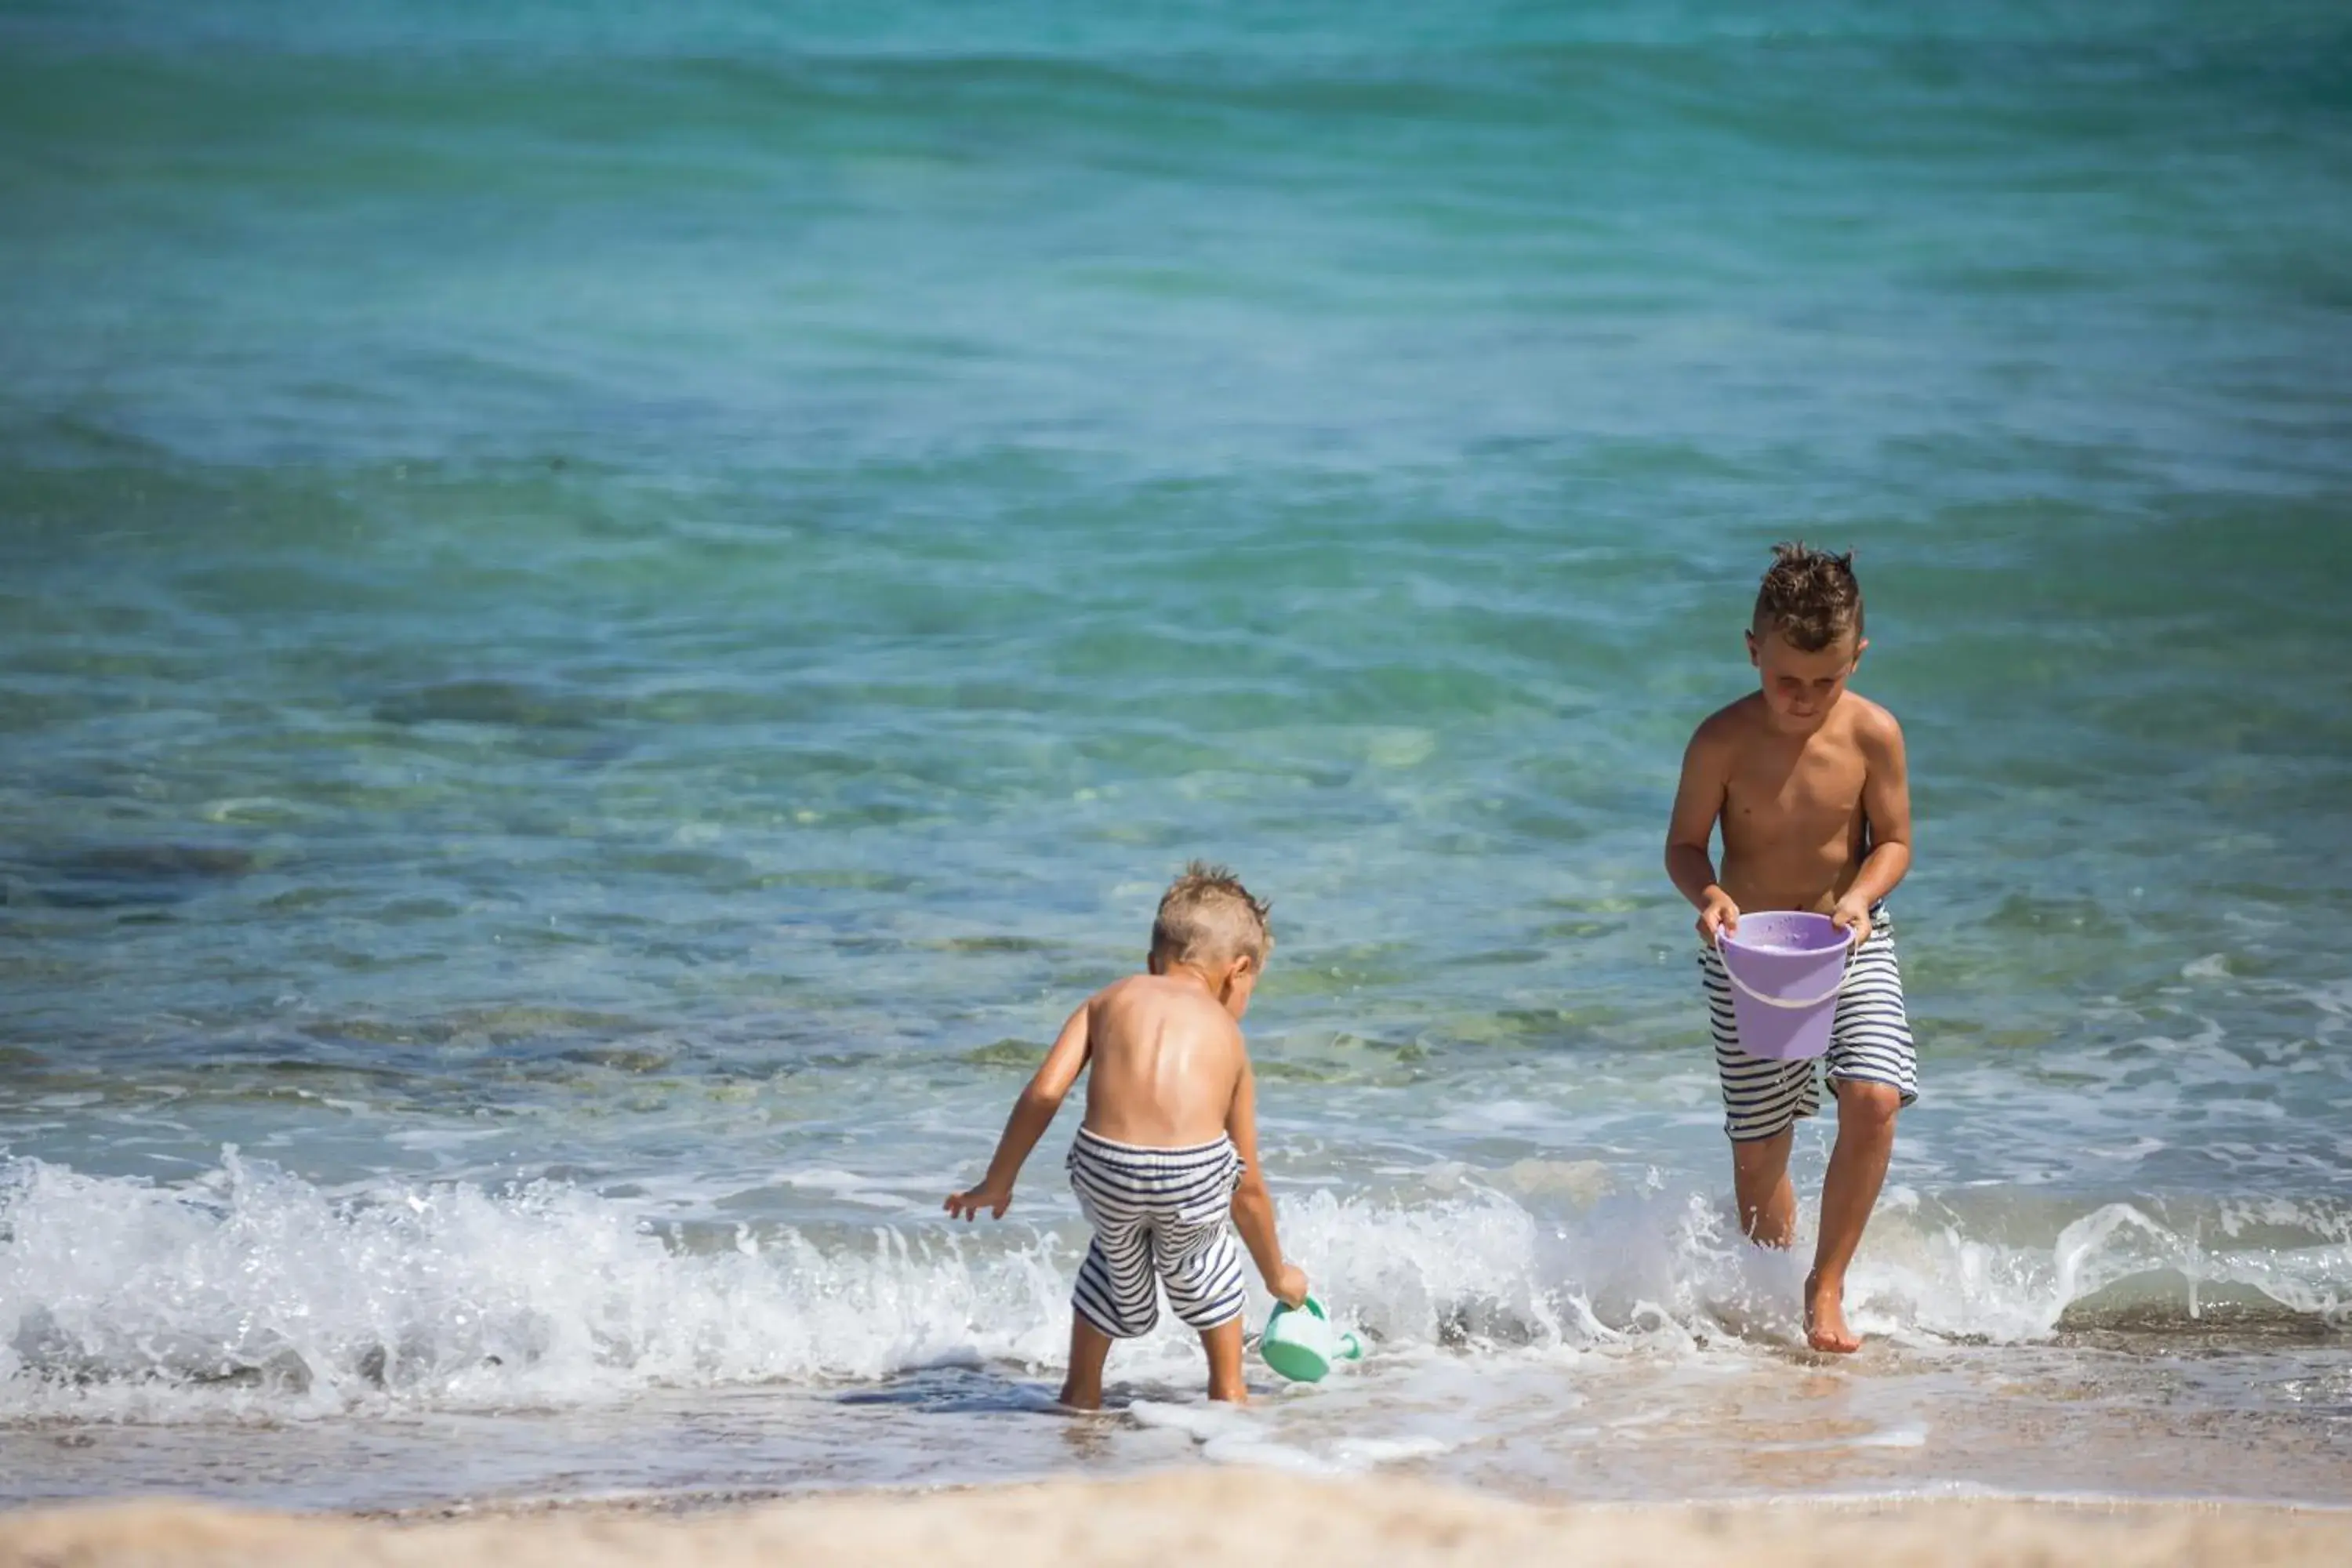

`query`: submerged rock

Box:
[2,844,258,908]
[372,680,606,730]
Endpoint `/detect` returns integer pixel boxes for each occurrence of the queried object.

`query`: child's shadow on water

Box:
[836,1366,1196,1461]
[837,1362,1203,1418]
[836,1365,1060,1416]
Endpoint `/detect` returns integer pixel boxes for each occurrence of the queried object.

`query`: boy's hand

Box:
[1270,1261,1309,1309]
[1696,888,1740,944]
[944,1182,1013,1221]
[1830,896,1874,946]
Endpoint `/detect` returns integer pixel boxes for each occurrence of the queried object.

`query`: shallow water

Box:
[3,0,2350,1511]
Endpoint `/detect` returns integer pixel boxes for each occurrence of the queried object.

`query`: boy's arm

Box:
[1665,720,1740,940]
[1225,1052,1309,1308]
[944,1002,1092,1221]
[1833,710,1913,942]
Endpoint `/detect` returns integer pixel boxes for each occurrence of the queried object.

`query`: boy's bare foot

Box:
[1057,1367,1108,1410]
[1060,1316,1112,1410]
[1804,1270,1861,1353]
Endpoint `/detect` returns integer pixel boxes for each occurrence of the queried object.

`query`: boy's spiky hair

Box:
[1753,542,1864,652]
[1151,861,1273,968]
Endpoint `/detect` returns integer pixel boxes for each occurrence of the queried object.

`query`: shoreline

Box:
[335,1477,2352,1525]
[8,1471,2352,1567]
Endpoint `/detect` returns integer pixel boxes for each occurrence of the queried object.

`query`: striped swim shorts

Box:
[1698,902,1918,1143]
[1065,1127,1248,1339]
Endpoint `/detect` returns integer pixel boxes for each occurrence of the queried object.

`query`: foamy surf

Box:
[1124,1399,1456,1475]
[3,1152,2344,1422]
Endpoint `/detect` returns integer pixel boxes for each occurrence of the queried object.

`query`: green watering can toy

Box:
[1259,1296,1363,1383]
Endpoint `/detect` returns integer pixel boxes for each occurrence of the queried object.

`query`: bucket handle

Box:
[1712,925,1861,1011]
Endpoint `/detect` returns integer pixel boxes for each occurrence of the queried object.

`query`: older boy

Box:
[946,863,1309,1407]
[1665,544,1918,1353]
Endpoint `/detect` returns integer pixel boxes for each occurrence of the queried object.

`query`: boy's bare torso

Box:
[1079,975,1244,1147]
[1708,691,1892,913]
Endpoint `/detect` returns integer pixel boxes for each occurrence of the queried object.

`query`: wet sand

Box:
[5,1469,2349,1567]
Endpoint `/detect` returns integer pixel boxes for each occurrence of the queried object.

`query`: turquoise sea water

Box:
[4,0,2351,1510]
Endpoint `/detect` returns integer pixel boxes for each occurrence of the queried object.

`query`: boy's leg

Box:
[1058,1313,1115,1410]
[1707,939,1818,1247]
[1806,1079,1902,1353]
[1200,1317,1247,1403]
[1807,913,1917,1352]
[1157,1214,1251,1403]
[1730,1128,1798,1247]
[1064,1219,1154,1410]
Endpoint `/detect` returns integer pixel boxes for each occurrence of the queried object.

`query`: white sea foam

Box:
[1126,1399,1449,1475]
[0,1152,1076,1419]
[2,1152,2346,1421]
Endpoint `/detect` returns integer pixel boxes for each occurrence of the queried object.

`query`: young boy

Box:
[945,863,1309,1407]
[1665,543,1918,1354]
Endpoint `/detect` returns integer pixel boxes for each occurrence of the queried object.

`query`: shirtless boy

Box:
[946,863,1309,1407]
[1665,544,1918,1354]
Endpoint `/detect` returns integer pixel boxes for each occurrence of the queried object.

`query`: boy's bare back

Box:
[943,863,1305,1405]
[1079,973,1247,1147]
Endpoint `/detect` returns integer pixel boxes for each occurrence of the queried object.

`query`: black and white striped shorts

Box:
[1065,1127,1247,1339]
[1698,904,1918,1143]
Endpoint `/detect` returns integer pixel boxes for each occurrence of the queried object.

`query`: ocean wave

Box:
[2,1152,2345,1420]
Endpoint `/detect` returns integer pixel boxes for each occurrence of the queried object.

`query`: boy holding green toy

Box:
[946,863,1310,1407]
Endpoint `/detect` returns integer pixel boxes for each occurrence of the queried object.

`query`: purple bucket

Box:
[1715,912,1858,1061]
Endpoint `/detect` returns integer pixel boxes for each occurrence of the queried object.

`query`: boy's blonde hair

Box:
[1151,862,1273,969]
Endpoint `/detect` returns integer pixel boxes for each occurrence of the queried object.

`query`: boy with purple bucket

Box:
[1665,544,1918,1353]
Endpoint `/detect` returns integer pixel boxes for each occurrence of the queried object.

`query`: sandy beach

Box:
[5,1470,2350,1568]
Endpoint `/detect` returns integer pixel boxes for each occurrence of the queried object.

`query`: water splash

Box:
[2,1153,2345,1421]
